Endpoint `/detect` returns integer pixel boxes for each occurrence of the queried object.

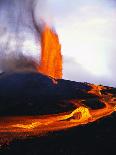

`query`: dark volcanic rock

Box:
[1,113,116,155]
[101,87,116,95]
[0,72,95,115]
[0,72,115,115]
[83,98,105,109]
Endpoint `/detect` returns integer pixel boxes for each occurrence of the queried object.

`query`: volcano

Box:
[0,10,116,155]
[0,72,115,154]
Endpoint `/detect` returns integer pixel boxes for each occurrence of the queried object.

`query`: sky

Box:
[0,0,116,86]
[47,0,116,86]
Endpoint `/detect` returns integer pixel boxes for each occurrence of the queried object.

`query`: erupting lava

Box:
[0,84,115,145]
[0,24,115,146]
[37,25,62,79]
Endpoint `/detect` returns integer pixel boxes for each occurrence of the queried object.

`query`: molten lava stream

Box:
[37,25,62,80]
[0,85,115,145]
[0,26,116,145]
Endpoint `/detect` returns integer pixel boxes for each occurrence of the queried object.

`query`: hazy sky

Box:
[47,0,116,86]
[0,0,116,86]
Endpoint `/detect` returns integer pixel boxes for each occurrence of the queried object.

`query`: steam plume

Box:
[0,0,51,73]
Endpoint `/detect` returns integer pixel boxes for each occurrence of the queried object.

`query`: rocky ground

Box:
[0,72,115,155]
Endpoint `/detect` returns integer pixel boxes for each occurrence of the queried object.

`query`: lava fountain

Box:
[37,24,62,79]
[0,24,115,146]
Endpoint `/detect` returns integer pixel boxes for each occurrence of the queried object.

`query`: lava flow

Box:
[0,25,115,146]
[0,84,115,145]
[37,25,62,79]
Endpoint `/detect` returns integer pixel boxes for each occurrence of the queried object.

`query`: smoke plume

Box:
[0,0,50,73]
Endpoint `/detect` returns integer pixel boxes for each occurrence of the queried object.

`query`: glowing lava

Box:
[37,25,62,79]
[0,24,115,146]
[0,84,115,145]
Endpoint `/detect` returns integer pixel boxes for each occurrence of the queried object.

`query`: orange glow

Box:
[37,25,62,79]
[88,84,106,96]
[0,84,115,145]
[0,23,115,146]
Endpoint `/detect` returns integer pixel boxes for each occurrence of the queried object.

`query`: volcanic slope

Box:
[0,72,115,116]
